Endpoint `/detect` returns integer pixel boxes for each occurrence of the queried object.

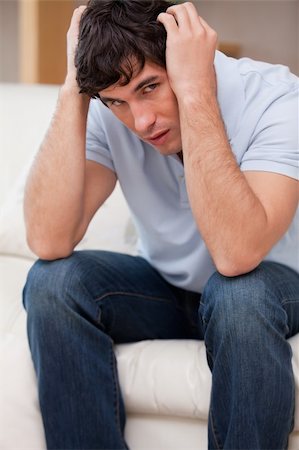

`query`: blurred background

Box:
[0,0,298,85]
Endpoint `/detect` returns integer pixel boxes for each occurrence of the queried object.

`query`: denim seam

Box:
[262,265,299,308]
[281,298,299,306]
[94,291,173,303]
[110,341,127,448]
[209,406,222,449]
[205,345,214,363]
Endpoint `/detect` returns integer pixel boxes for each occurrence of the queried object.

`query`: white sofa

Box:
[0,82,299,450]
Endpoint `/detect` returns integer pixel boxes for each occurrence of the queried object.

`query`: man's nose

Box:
[131,104,156,133]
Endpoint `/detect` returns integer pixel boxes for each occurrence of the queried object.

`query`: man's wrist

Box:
[63,71,80,91]
[175,69,217,105]
[60,78,91,111]
[177,87,217,116]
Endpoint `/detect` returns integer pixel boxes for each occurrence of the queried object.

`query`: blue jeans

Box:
[23,250,299,450]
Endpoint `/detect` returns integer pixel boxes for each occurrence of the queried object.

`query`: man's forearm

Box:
[24,80,90,259]
[179,90,269,276]
[157,3,298,277]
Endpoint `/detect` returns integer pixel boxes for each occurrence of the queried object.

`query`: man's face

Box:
[99,61,182,155]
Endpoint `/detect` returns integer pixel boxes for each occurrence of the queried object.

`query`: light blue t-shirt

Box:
[86,51,299,293]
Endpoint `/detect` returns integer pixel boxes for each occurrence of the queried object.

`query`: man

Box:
[23,0,299,449]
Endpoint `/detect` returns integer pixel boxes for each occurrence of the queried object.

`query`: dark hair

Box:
[75,0,175,98]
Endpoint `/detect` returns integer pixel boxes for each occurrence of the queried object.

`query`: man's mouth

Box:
[145,129,170,146]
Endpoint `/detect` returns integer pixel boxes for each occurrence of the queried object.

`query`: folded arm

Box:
[158,2,298,276]
[24,7,117,260]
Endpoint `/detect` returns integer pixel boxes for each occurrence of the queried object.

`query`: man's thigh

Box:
[68,250,203,343]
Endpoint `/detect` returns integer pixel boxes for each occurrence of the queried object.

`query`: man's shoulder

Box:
[216,51,298,92]
[87,98,139,141]
[236,56,298,90]
[88,98,121,126]
[86,97,147,171]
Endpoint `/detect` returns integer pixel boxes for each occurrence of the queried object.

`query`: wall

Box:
[0,0,74,84]
[19,0,75,84]
[0,0,298,82]
[195,0,298,75]
[0,0,19,82]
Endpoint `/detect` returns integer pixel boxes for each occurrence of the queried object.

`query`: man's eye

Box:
[144,84,158,94]
[111,99,123,107]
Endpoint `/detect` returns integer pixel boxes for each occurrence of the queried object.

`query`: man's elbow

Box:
[215,251,263,278]
[27,235,74,261]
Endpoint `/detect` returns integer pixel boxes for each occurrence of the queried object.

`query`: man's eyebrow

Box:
[133,75,160,93]
[100,75,160,104]
[100,95,122,104]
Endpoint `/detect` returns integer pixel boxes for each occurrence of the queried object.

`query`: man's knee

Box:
[23,252,90,316]
[200,263,288,340]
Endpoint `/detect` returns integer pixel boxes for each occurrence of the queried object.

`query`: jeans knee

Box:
[23,252,87,318]
[200,265,288,341]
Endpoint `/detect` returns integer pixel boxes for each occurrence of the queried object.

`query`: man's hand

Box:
[66,5,87,85]
[157,2,217,100]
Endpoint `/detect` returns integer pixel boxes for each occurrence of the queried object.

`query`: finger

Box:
[185,3,205,30]
[165,4,192,30]
[198,15,217,35]
[197,16,218,47]
[71,5,87,27]
[74,5,87,16]
[157,12,179,35]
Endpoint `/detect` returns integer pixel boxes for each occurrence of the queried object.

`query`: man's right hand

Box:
[66,5,87,85]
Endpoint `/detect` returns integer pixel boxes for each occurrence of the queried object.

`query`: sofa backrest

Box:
[0,83,59,205]
[0,82,137,261]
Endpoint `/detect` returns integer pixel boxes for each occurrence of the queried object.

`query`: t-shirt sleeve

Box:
[240,84,299,180]
[85,100,116,173]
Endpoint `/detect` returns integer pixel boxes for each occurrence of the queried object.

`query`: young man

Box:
[23,1,299,449]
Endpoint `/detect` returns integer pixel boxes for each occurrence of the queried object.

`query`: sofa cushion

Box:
[116,340,212,420]
[0,255,32,335]
[0,332,47,450]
